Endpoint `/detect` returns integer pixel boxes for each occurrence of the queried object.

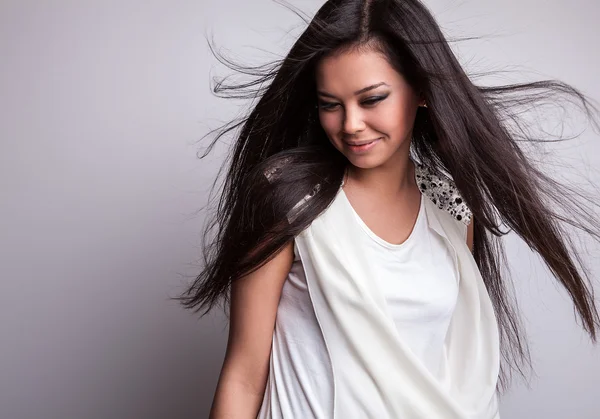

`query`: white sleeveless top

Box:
[258,187,462,418]
[258,161,500,418]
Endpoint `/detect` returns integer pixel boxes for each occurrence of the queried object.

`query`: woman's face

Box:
[315,47,422,170]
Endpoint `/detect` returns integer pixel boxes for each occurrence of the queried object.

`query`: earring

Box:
[419,102,428,108]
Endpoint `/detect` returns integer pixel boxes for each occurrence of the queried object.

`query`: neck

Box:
[345,147,416,199]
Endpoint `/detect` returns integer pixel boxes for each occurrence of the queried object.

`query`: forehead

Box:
[315,48,401,92]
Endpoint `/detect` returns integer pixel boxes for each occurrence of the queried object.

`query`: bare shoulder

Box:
[232,241,294,301]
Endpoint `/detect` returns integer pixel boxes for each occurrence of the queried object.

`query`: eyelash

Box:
[318,95,388,111]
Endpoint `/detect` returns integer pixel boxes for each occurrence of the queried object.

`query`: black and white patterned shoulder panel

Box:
[414,163,472,225]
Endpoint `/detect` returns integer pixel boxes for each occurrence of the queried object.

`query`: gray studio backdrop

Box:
[1,1,599,418]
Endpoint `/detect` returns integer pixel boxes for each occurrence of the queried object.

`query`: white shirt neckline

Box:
[339,187,424,250]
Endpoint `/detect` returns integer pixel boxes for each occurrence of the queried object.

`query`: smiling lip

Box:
[344,137,382,154]
[345,137,382,146]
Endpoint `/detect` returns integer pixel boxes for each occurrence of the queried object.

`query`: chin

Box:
[345,153,388,170]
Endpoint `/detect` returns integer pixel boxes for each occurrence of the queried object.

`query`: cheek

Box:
[318,113,340,138]
[377,100,418,137]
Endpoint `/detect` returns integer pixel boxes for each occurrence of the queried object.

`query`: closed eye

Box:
[318,101,340,111]
[318,95,388,111]
[361,95,387,106]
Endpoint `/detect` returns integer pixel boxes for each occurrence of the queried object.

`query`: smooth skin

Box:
[209,46,475,418]
[209,241,293,419]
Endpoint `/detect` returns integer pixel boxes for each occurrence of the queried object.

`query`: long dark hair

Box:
[177,0,600,390]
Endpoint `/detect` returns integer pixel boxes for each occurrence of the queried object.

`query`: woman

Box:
[178,0,600,417]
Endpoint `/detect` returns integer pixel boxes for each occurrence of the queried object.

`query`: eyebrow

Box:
[317,82,390,99]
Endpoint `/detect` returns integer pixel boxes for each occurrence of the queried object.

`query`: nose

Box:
[342,105,366,135]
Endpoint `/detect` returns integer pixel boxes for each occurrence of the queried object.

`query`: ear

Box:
[417,92,427,107]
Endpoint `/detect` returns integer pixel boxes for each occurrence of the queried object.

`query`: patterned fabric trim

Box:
[414,162,472,225]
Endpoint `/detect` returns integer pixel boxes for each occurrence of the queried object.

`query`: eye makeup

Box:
[318,92,390,111]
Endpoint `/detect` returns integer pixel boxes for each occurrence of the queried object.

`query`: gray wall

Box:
[1,1,598,418]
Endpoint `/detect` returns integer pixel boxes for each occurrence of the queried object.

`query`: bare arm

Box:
[209,241,294,419]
